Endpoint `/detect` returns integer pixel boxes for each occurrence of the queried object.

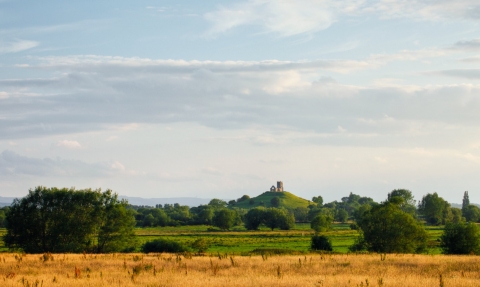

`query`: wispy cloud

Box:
[204,0,480,37]
[0,39,38,54]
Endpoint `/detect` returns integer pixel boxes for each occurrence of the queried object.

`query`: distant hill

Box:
[233,191,315,209]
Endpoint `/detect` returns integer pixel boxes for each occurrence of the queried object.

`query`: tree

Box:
[212,209,236,231]
[293,207,309,222]
[335,209,348,223]
[440,222,480,254]
[462,191,470,214]
[312,196,323,205]
[244,207,266,230]
[357,201,427,253]
[270,197,280,207]
[387,189,416,216]
[4,187,136,253]
[311,214,333,232]
[418,192,451,225]
[450,208,464,223]
[464,205,480,222]
[208,199,228,210]
[264,208,295,230]
[237,195,250,202]
[311,235,333,251]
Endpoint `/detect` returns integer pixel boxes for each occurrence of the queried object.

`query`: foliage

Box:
[244,207,267,230]
[450,208,464,223]
[311,235,333,251]
[264,208,295,230]
[387,189,416,216]
[462,191,470,214]
[440,222,480,254]
[237,195,250,202]
[212,209,237,230]
[357,201,427,253]
[208,199,228,210]
[293,207,309,222]
[463,205,480,222]
[335,209,348,223]
[141,239,190,253]
[4,187,136,253]
[311,214,333,232]
[191,238,210,253]
[270,197,280,207]
[418,192,452,225]
[312,196,323,205]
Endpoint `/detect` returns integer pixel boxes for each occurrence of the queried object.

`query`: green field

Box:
[0,223,444,254]
[134,223,444,254]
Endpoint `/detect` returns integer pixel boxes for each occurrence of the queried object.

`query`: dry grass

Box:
[0,253,479,286]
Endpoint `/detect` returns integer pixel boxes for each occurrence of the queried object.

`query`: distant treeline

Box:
[129,190,475,228]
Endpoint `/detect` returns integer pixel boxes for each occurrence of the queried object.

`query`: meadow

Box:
[0,252,479,286]
[0,224,474,286]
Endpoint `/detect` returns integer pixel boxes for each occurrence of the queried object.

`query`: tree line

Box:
[3,186,480,254]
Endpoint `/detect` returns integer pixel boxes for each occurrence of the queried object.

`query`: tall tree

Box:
[4,187,136,253]
[357,201,427,253]
[462,191,470,214]
[418,192,452,225]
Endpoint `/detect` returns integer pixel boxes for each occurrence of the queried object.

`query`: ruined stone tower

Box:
[270,181,284,192]
[277,181,283,192]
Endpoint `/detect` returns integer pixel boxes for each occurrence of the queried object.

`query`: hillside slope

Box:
[233,191,315,209]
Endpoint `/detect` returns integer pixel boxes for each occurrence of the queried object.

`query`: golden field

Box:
[0,253,479,287]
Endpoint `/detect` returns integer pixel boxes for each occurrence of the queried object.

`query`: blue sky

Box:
[1,0,480,203]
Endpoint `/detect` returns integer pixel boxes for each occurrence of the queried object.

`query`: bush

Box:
[311,235,333,251]
[311,214,333,232]
[440,222,480,254]
[191,238,209,253]
[141,239,190,253]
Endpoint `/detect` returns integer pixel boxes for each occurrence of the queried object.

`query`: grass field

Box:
[0,223,444,254]
[0,252,479,286]
[133,223,444,254]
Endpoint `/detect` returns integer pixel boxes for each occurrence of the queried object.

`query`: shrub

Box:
[191,238,209,253]
[440,222,480,254]
[141,239,190,253]
[311,235,333,251]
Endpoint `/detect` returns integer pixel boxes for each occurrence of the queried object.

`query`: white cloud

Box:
[204,0,342,37]
[204,0,480,37]
[56,140,82,149]
[0,39,38,54]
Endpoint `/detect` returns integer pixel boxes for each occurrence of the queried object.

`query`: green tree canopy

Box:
[212,209,237,231]
[418,192,452,225]
[387,189,416,215]
[208,198,228,210]
[264,208,295,230]
[312,196,323,205]
[464,205,480,223]
[357,201,427,253]
[244,207,266,230]
[311,214,333,232]
[4,187,136,253]
[440,222,480,254]
[270,197,280,207]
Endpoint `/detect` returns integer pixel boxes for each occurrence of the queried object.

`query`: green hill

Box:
[233,191,315,210]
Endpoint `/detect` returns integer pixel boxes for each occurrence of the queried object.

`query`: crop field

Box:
[0,252,479,286]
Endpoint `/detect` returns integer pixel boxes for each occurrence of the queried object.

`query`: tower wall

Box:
[277,181,283,192]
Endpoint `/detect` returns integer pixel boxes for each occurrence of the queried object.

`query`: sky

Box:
[1,0,480,204]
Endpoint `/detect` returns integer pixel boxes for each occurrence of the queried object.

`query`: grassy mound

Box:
[234,191,315,209]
